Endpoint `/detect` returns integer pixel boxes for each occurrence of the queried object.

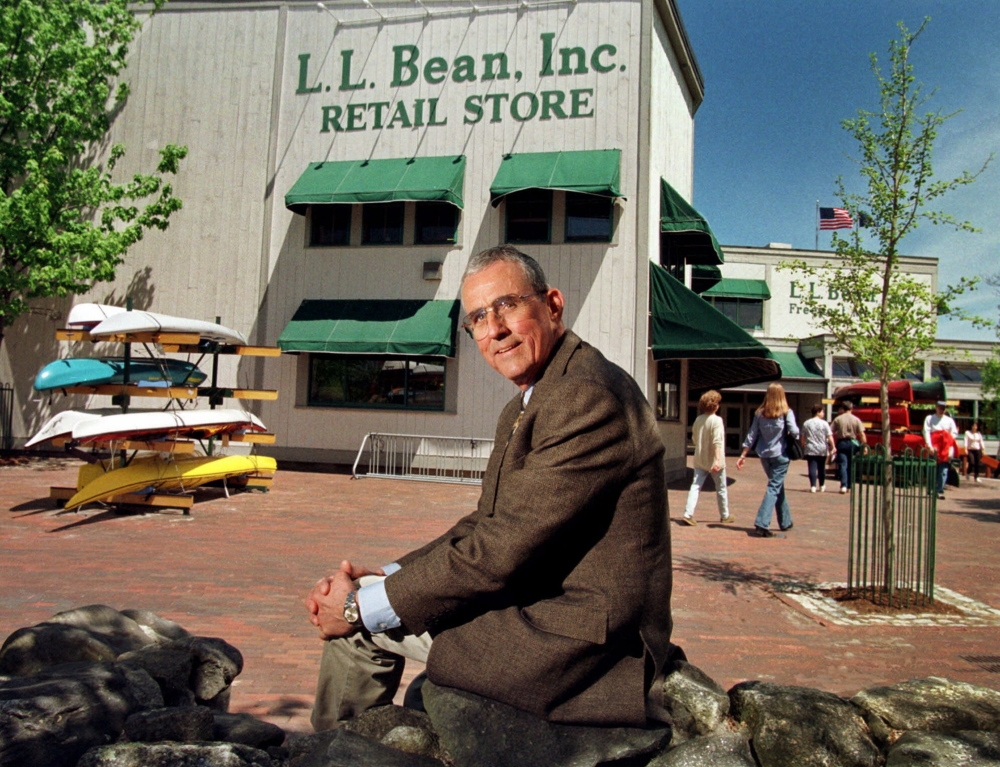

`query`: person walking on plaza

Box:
[801,405,836,493]
[832,401,866,494]
[964,421,985,484]
[736,383,797,538]
[924,401,959,499]
[683,390,732,525]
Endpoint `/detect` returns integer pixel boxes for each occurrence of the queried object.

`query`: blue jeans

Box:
[684,466,730,519]
[836,439,859,489]
[806,455,827,488]
[936,462,949,495]
[756,455,792,530]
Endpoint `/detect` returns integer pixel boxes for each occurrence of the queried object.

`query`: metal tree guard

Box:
[846,445,938,608]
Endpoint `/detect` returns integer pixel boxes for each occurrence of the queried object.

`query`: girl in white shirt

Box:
[965,421,985,483]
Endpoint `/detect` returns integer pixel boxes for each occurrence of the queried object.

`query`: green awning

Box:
[278,299,461,357]
[701,278,771,300]
[285,156,466,214]
[649,262,780,390]
[690,264,723,294]
[659,179,725,266]
[490,149,621,206]
[770,351,823,379]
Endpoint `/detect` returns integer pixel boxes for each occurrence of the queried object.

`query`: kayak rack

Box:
[44,310,281,514]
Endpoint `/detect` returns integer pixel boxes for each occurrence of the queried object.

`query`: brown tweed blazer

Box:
[384,331,672,725]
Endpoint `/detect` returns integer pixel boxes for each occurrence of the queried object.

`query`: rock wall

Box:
[2,606,1000,767]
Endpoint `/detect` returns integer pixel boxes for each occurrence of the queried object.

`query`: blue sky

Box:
[679,1,999,342]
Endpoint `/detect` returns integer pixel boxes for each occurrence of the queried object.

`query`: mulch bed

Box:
[822,586,964,616]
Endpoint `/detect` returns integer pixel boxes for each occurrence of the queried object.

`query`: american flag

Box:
[819,207,854,230]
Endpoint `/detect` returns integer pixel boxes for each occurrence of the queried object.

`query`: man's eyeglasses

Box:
[462,291,546,340]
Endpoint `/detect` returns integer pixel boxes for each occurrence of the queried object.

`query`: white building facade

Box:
[2,0,716,478]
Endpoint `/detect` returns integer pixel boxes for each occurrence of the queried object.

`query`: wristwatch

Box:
[343,590,362,626]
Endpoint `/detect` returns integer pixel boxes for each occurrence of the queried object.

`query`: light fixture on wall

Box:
[423,261,443,281]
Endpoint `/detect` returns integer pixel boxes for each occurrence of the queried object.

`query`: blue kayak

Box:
[34,358,207,391]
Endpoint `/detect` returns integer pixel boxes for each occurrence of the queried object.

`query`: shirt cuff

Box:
[356,564,402,633]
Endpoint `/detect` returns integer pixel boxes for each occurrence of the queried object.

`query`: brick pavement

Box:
[1,456,998,735]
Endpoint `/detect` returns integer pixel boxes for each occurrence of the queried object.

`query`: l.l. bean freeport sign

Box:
[295,32,623,133]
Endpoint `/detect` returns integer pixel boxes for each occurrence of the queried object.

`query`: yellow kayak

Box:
[67,454,277,510]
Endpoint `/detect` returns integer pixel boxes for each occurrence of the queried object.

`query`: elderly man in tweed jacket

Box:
[307,246,673,728]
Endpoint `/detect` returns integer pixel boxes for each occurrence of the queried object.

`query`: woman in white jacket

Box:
[683,390,732,525]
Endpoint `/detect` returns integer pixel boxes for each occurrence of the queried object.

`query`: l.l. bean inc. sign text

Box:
[296,33,623,132]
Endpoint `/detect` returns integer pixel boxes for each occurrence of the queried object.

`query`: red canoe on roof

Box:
[833,380,913,402]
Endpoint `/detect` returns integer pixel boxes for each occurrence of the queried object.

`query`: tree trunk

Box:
[880,378,895,602]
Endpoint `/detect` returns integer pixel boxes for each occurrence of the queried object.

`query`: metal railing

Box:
[0,384,13,452]
[352,432,494,485]
[847,445,938,607]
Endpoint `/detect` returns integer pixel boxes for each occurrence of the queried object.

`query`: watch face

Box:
[344,592,360,625]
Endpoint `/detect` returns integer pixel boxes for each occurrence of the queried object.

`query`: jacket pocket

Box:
[520,599,607,644]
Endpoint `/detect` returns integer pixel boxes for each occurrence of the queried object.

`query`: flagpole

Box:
[815,201,819,250]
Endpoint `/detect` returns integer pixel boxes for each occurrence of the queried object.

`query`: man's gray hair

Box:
[462,246,548,293]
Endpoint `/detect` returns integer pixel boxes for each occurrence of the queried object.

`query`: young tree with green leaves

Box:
[780,19,990,602]
[0,0,187,350]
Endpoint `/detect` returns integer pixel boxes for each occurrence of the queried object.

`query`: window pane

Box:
[309,356,444,411]
[736,300,763,329]
[362,202,404,245]
[415,201,458,245]
[310,205,351,246]
[656,360,680,421]
[565,192,612,242]
[947,364,981,383]
[506,189,552,243]
[712,298,739,324]
[832,357,854,377]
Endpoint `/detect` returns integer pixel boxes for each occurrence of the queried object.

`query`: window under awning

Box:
[489,149,622,207]
[701,278,771,300]
[278,299,461,357]
[659,179,725,266]
[284,155,466,215]
[649,261,780,390]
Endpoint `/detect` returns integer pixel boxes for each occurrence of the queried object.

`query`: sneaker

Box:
[840,487,849,494]
[781,523,794,532]
[810,486,817,493]
[719,514,734,523]
[976,478,982,483]
[819,485,826,493]
[751,527,784,539]
[937,494,946,500]
[682,516,697,526]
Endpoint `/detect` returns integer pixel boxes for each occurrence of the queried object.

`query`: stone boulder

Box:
[654,659,731,744]
[213,712,287,750]
[422,680,672,767]
[0,661,163,767]
[0,605,177,677]
[730,681,881,767]
[885,730,1000,766]
[77,741,278,767]
[296,729,445,767]
[118,635,243,710]
[646,730,756,767]
[340,703,446,761]
[852,676,1000,734]
[123,705,215,743]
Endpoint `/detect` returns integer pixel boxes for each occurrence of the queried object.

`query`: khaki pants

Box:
[311,576,432,731]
